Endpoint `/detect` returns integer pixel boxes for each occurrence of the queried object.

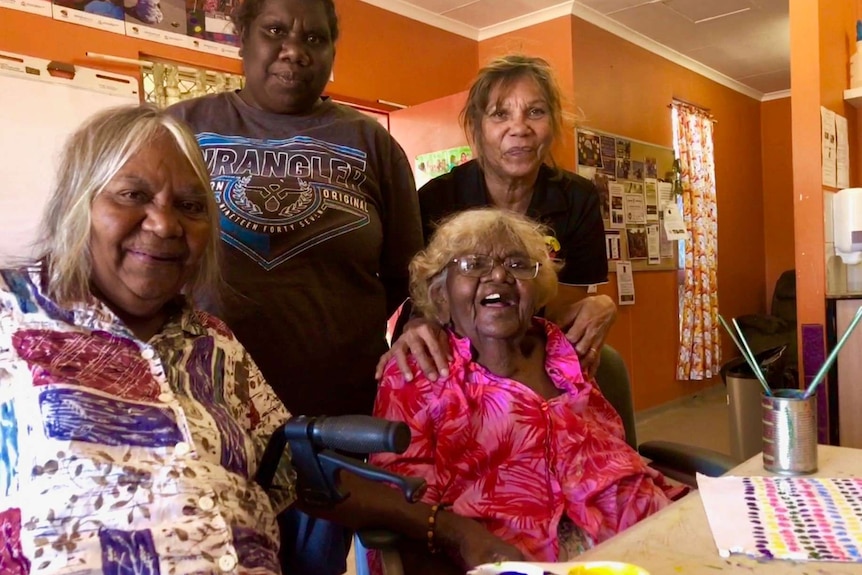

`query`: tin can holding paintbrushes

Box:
[762,389,818,475]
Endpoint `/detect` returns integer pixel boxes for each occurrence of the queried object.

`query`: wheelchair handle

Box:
[306,415,411,454]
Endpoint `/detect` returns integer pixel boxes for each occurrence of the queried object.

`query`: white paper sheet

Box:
[663,204,687,240]
[616,260,635,305]
[836,113,850,189]
[647,224,660,264]
[822,106,837,188]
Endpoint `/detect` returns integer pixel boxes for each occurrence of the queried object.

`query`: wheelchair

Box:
[255,414,422,575]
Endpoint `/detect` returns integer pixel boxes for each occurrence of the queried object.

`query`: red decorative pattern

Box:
[195,311,233,339]
[12,330,158,400]
[0,508,29,575]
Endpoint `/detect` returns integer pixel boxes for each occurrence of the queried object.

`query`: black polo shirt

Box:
[418,160,608,285]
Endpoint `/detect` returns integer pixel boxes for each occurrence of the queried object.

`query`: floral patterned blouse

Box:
[0,266,295,575]
[371,319,683,562]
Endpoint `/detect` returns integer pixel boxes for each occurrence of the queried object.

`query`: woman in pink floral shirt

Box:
[372,208,682,573]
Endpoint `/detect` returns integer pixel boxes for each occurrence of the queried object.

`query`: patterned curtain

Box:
[144,62,244,108]
[672,102,720,380]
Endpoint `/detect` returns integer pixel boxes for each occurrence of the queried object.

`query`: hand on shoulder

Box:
[375,318,452,382]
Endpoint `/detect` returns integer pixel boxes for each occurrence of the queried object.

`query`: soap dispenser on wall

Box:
[834,188,862,265]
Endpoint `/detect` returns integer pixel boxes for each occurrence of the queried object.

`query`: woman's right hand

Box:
[375,318,452,382]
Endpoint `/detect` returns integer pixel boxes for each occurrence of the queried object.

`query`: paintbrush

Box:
[718,314,773,396]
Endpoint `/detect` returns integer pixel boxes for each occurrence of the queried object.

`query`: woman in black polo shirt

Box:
[378,54,616,384]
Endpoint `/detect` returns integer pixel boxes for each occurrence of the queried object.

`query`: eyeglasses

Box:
[450,254,541,280]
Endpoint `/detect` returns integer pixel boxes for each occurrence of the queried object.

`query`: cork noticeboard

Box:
[576,127,681,272]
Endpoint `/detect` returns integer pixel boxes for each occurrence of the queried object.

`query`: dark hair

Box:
[231,0,339,42]
[460,54,563,165]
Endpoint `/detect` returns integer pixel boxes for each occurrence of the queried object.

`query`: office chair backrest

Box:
[593,345,638,450]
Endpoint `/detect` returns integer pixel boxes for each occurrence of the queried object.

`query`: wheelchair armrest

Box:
[357,528,401,550]
[639,440,740,487]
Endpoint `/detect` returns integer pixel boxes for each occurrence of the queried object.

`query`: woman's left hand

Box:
[561,294,617,377]
[437,511,525,568]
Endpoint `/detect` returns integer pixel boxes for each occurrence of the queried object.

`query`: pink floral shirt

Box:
[371,319,680,562]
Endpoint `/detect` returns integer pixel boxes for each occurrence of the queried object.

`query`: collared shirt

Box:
[372,319,681,562]
[418,161,608,286]
[0,266,295,575]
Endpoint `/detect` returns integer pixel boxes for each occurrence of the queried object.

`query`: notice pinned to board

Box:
[616,261,635,306]
[821,106,838,188]
[663,204,687,240]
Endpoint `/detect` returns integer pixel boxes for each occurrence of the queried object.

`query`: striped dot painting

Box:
[699,475,862,563]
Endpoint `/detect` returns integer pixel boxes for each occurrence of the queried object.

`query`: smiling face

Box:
[478,75,554,184]
[88,132,211,323]
[238,0,334,115]
[439,241,538,345]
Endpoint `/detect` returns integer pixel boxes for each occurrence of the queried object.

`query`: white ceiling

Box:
[361,0,790,100]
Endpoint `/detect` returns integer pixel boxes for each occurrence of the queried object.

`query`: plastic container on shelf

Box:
[851,21,862,89]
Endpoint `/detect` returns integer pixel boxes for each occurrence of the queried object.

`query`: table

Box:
[563,445,862,574]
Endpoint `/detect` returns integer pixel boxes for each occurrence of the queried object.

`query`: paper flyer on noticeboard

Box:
[821,106,837,188]
[644,178,659,221]
[836,113,849,189]
[647,224,661,264]
[657,181,674,209]
[626,225,647,259]
[623,182,646,225]
[605,231,621,260]
[663,203,687,240]
[616,261,635,305]
[609,182,625,230]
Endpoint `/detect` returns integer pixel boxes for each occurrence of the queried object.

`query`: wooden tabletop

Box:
[562,445,862,574]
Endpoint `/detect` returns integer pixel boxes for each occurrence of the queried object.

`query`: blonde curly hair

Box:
[410,208,560,321]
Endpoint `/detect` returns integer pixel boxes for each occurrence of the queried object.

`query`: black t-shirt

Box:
[419,160,608,285]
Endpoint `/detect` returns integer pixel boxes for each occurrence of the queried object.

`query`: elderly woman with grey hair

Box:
[372,208,681,574]
[0,105,295,575]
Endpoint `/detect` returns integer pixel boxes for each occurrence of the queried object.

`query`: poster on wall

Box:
[415,146,472,189]
[124,0,191,49]
[52,0,126,34]
[0,0,52,16]
[185,0,242,55]
[39,0,241,57]
[626,225,648,259]
[577,130,602,167]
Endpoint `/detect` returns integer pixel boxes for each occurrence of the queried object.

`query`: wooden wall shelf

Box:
[844,87,862,108]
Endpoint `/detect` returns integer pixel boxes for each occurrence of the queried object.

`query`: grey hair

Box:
[37,104,220,306]
[410,208,560,320]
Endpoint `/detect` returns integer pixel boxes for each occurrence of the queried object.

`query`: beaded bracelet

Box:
[427,503,444,554]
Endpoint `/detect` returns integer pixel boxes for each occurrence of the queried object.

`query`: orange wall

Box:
[761,97,796,306]
[572,18,765,410]
[0,0,477,106]
[790,0,858,371]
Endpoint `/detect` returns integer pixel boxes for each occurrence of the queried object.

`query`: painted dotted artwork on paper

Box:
[698,474,862,562]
